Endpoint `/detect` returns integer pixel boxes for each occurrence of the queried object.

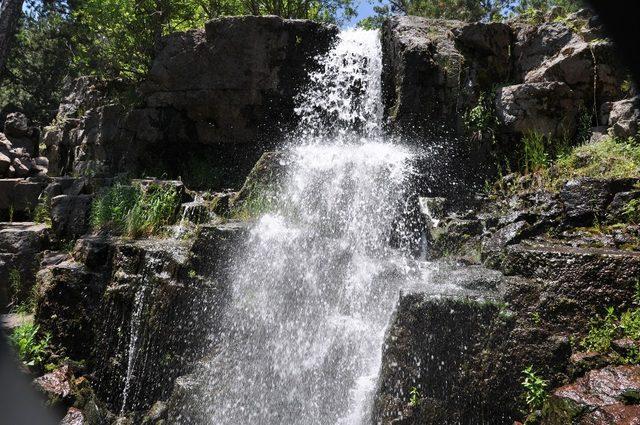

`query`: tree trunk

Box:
[0,0,24,74]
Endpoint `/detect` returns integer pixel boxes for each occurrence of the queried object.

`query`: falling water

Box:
[195,29,429,424]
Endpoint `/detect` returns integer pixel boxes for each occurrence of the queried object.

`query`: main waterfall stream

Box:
[194,29,435,424]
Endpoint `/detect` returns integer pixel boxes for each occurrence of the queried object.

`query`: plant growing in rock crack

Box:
[531,311,542,326]
[576,106,593,144]
[408,386,421,407]
[521,366,548,412]
[10,323,50,367]
[33,196,52,225]
[582,305,640,363]
[522,131,548,174]
[91,182,180,237]
[8,268,26,310]
[464,92,498,143]
[623,199,640,224]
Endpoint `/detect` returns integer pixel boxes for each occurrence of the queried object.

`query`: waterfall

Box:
[195,29,429,424]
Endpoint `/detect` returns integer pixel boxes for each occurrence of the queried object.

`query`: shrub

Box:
[521,366,548,412]
[9,323,50,367]
[90,182,180,237]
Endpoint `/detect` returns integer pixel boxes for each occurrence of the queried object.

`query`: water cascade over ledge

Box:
[191,29,434,425]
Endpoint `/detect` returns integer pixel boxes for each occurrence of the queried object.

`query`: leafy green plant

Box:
[465,92,498,143]
[408,386,421,407]
[522,131,549,173]
[531,311,542,325]
[582,304,640,364]
[521,366,548,412]
[9,323,50,367]
[624,199,640,224]
[582,306,618,352]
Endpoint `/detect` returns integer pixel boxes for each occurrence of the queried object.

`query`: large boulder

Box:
[495,81,580,139]
[4,112,39,156]
[607,97,640,139]
[0,179,47,220]
[512,22,580,82]
[51,194,93,241]
[526,37,625,107]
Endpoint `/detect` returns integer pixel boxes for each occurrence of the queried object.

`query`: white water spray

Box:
[195,29,430,425]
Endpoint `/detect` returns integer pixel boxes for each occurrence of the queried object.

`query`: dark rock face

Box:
[373,292,508,424]
[373,262,579,424]
[143,16,337,145]
[560,177,639,225]
[34,222,248,415]
[34,259,104,359]
[381,17,465,134]
[43,17,337,189]
[51,194,93,241]
[502,243,640,333]
[0,222,49,310]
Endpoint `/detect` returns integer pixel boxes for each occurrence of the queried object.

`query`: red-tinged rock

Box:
[61,407,85,425]
[542,365,640,424]
[33,365,73,402]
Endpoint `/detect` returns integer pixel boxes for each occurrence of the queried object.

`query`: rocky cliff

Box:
[0,11,639,425]
[42,17,337,189]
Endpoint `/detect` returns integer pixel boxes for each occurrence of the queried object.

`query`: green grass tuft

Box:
[90,182,180,238]
[522,131,549,173]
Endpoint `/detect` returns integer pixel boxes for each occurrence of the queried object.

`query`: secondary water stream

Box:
[195,29,435,424]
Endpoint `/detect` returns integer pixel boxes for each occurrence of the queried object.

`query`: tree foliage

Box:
[358,0,585,27]
[0,1,74,125]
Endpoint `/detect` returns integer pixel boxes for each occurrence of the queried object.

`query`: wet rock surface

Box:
[32,222,248,418]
